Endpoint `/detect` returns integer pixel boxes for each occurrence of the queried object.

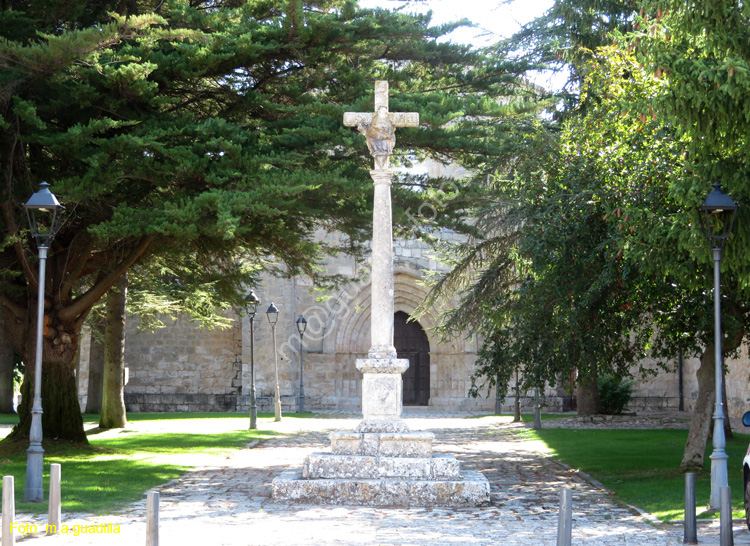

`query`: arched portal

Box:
[394,311,430,406]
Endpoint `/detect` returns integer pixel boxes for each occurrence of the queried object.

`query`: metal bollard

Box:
[2,476,15,546]
[47,464,61,535]
[146,491,159,546]
[720,486,733,546]
[684,472,697,544]
[557,487,573,546]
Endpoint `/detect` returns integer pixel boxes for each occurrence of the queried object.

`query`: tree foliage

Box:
[425,0,750,429]
[426,43,715,409]
[0,0,533,441]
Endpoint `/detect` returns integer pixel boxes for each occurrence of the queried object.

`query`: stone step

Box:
[302,453,460,480]
[330,431,434,457]
[272,469,490,507]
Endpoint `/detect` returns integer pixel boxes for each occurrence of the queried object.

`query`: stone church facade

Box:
[72,226,750,419]
[76,233,505,415]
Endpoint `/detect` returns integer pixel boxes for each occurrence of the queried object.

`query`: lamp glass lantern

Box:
[244,290,260,317]
[296,314,307,336]
[24,181,64,247]
[698,182,738,248]
[266,302,279,325]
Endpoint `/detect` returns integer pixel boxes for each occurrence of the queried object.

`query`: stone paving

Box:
[2,412,750,545]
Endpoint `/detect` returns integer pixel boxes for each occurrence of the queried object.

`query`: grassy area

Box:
[514,427,750,522]
[0,412,281,515]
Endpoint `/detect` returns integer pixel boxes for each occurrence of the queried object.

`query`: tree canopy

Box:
[0,0,535,441]
[421,0,750,425]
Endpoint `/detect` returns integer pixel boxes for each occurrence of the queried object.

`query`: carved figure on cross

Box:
[344,81,419,171]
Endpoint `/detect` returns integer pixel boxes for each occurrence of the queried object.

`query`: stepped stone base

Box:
[272,429,490,507]
[303,452,460,480]
[272,468,490,507]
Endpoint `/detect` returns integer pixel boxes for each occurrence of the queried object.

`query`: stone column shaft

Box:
[369,169,396,359]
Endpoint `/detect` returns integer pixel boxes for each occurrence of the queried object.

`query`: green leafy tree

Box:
[422,46,698,416]
[499,0,638,116]
[629,0,750,469]
[0,1,530,442]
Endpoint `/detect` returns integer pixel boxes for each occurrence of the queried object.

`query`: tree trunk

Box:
[84,315,106,414]
[513,386,521,422]
[0,314,16,413]
[4,302,87,443]
[576,372,601,415]
[100,275,128,429]
[679,345,715,472]
[8,359,87,443]
[722,366,733,440]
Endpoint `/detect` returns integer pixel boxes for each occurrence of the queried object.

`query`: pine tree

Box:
[0,1,529,441]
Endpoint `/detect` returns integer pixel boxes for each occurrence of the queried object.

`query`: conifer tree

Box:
[0,1,530,441]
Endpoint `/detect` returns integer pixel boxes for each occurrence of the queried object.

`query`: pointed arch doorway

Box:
[394,311,430,406]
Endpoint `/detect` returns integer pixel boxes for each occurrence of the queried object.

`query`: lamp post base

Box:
[249,400,257,430]
[710,449,729,510]
[24,444,44,502]
[274,395,282,422]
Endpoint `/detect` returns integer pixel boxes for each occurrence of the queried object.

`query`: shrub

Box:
[598,374,636,415]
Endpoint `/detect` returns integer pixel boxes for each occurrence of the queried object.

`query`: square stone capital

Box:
[356,357,409,375]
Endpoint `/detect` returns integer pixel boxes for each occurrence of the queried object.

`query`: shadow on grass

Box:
[95,430,276,453]
[0,438,188,515]
[516,427,750,522]
[0,419,277,515]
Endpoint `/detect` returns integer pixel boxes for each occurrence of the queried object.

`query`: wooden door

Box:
[394,311,430,406]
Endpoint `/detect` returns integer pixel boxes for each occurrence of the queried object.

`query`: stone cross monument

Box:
[272,82,489,506]
[343,81,418,433]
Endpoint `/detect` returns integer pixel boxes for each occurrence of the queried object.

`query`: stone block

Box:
[359,373,405,423]
[302,453,460,480]
[330,431,434,458]
[272,469,490,507]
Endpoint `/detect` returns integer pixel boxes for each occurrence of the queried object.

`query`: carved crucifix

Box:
[344,81,419,170]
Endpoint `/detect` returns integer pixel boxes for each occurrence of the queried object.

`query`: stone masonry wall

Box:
[122,314,242,412]
[71,230,500,415]
[626,348,750,419]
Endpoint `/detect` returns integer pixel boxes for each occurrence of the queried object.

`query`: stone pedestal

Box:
[273,468,490,507]
[272,357,490,507]
[356,357,409,432]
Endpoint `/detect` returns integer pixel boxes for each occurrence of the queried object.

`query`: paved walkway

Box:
[3,412,750,545]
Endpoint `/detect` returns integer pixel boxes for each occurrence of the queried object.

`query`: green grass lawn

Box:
[515,427,750,522]
[0,412,281,515]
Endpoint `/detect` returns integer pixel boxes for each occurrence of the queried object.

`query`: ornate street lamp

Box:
[244,290,260,430]
[23,181,64,502]
[296,314,307,413]
[698,182,738,510]
[266,302,282,422]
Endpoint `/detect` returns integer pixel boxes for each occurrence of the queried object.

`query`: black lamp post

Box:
[296,314,307,413]
[266,302,282,422]
[698,182,738,510]
[23,182,64,502]
[244,290,260,430]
